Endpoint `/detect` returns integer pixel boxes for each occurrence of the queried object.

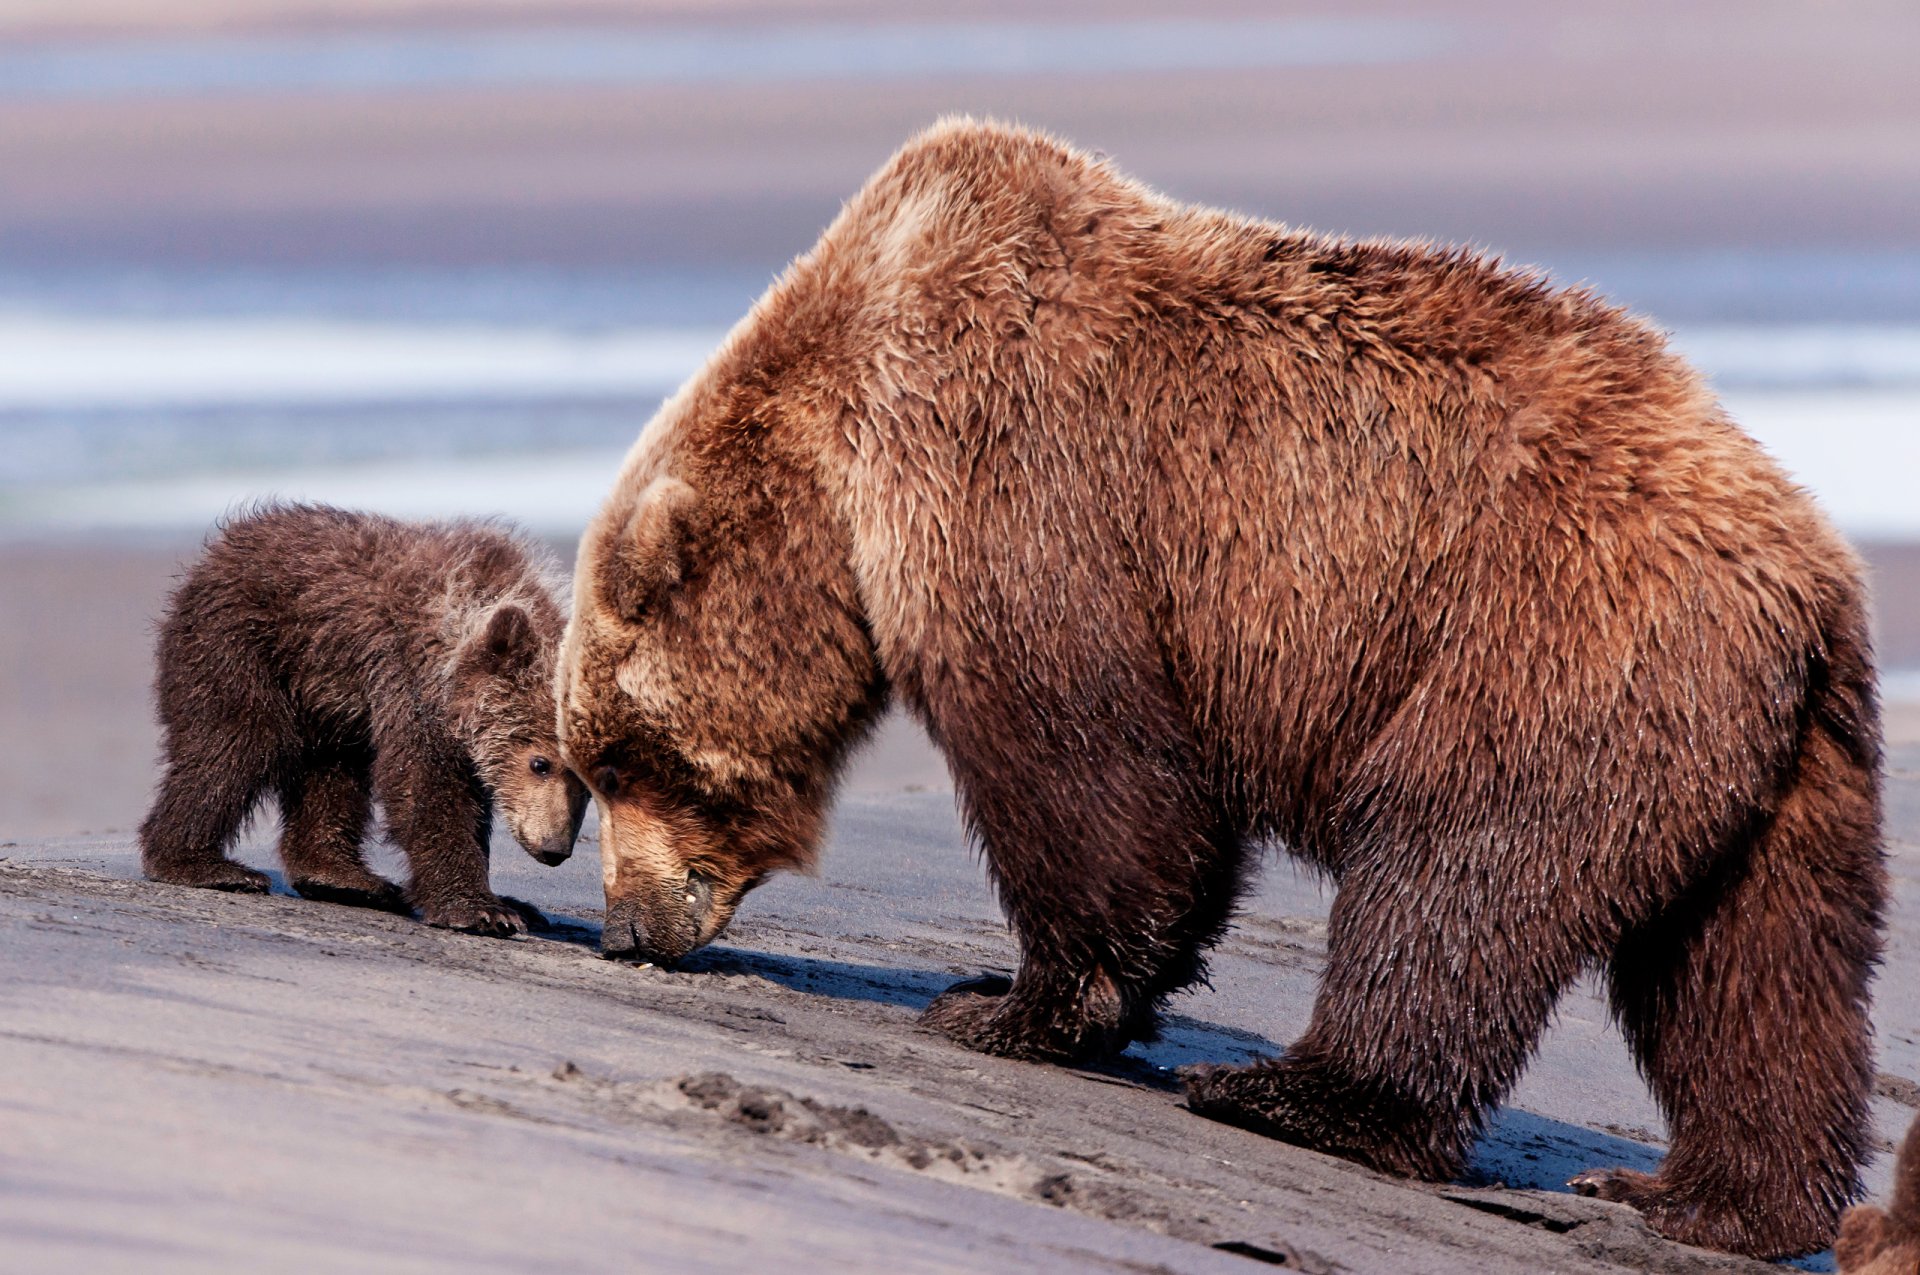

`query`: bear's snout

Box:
[601,873,714,965]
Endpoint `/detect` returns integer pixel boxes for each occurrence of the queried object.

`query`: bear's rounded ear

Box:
[596,476,699,622]
[460,603,537,677]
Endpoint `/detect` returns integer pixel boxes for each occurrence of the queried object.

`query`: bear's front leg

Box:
[916,691,1244,1064]
[372,725,529,938]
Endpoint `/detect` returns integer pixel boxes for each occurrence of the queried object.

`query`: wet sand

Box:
[7,754,1917,1273]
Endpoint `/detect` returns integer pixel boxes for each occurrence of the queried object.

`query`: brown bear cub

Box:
[1839,1115,1920,1275]
[557,119,1884,1258]
[142,504,588,936]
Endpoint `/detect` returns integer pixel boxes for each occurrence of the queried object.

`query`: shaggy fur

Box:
[557,119,1885,1258]
[1839,1116,1920,1275]
[142,504,587,936]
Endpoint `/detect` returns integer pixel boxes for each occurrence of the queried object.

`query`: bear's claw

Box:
[1568,1166,1658,1204]
[422,894,530,938]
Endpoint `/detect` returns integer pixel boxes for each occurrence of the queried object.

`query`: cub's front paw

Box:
[421,894,529,938]
[495,894,549,932]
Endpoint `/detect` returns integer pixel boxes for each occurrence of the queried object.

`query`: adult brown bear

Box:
[557,119,1884,1258]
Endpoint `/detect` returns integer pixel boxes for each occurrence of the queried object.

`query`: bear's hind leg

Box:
[279,744,406,913]
[1577,721,1882,1260]
[139,671,290,894]
[1186,849,1593,1180]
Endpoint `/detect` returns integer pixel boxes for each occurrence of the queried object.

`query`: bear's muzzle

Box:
[601,871,714,964]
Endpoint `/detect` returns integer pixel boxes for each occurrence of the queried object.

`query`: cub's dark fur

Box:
[141,504,586,936]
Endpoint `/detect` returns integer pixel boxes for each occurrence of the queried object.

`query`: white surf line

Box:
[0,19,1458,102]
[0,317,1914,538]
[0,316,727,410]
[1671,323,1920,389]
[1716,389,1920,541]
[3,317,1920,412]
[1887,669,1920,705]
[0,448,630,537]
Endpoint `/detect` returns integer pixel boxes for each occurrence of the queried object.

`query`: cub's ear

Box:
[459,603,538,678]
[596,476,699,621]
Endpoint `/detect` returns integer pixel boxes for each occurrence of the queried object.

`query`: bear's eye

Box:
[594,766,622,798]
[529,756,553,777]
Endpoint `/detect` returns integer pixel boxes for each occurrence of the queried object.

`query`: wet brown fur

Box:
[1839,1116,1920,1275]
[142,504,588,936]
[558,119,1885,1258]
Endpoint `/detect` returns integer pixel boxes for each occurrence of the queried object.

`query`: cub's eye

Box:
[529,756,553,777]
[594,766,622,798]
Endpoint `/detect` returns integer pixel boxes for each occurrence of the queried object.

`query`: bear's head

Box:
[452,601,590,866]
[558,428,883,964]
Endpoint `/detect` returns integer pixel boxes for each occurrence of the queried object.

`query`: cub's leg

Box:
[371,723,525,937]
[277,743,406,913]
[918,680,1244,1062]
[1186,843,1593,1181]
[140,641,292,894]
[1576,717,1882,1260]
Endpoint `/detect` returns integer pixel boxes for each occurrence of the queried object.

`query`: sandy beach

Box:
[4,735,1915,1274]
[5,2,1919,1270]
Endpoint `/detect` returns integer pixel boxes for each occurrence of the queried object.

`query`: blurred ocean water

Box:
[0,203,1913,543]
[3,326,1915,536]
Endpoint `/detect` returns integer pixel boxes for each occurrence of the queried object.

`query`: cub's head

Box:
[452,601,590,866]
[559,458,882,966]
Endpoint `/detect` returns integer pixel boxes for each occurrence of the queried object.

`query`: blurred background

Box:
[2,0,1916,838]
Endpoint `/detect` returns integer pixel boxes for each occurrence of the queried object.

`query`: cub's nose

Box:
[530,845,571,867]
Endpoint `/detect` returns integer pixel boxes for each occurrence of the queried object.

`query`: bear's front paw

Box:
[921,974,1013,1041]
[421,894,529,938]
[920,973,1131,1063]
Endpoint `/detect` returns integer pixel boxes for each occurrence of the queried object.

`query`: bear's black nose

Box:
[600,898,648,960]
